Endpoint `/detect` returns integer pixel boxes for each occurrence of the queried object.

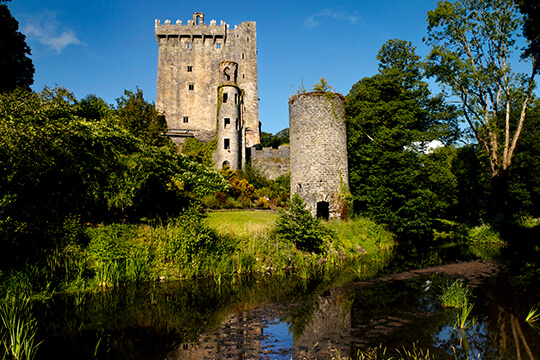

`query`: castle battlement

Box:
[155,13,254,40]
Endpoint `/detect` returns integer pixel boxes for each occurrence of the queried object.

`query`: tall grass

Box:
[0,297,41,360]
[440,280,472,308]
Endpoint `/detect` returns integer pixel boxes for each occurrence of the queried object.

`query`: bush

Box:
[274,194,334,253]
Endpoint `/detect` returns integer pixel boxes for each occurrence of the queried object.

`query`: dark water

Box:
[32,252,540,360]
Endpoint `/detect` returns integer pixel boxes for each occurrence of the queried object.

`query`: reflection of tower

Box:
[289,92,349,219]
[214,61,243,170]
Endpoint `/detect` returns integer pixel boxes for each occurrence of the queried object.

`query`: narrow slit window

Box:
[242,53,245,59]
[188,84,194,90]
[223,93,228,103]
[224,118,230,128]
[234,93,238,104]
[235,118,239,130]
[224,138,230,149]
[216,43,221,49]
[183,116,189,123]
[187,66,193,72]
[186,43,191,49]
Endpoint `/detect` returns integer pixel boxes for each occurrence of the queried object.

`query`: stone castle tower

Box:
[155,13,260,169]
[289,92,349,219]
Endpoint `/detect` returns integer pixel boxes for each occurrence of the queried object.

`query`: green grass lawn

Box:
[207,210,394,255]
[207,210,279,238]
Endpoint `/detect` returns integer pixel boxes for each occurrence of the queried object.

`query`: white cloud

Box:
[304,9,359,28]
[22,11,81,54]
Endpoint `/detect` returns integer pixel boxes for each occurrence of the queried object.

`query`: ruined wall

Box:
[155,13,259,146]
[289,92,349,219]
[250,145,290,180]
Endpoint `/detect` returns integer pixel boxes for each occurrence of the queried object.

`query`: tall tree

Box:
[115,88,169,147]
[0,0,34,92]
[347,39,459,239]
[424,0,537,180]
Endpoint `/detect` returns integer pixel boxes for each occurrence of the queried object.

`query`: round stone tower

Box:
[214,61,243,170]
[289,92,349,219]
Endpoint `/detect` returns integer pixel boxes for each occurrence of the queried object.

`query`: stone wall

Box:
[289,92,349,219]
[250,145,290,180]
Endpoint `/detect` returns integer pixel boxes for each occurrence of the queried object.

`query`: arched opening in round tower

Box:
[316,201,329,220]
[222,160,230,169]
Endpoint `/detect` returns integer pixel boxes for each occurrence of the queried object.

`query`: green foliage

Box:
[346,40,459,240]
[424,0,537,179]
[440,280,472,308]
[0,87,231,267]
[515,0,540,73]
[311,77,334,92]
[0,297,41,360]
[260,128,289,149]
[181,137,217,166]
[467,223,505,246]
[115,87,170,147]
[274,194,334,253]
[0,2,34,92]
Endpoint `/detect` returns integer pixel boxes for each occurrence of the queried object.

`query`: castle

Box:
[155,13,349,219]
[155,12,259,170]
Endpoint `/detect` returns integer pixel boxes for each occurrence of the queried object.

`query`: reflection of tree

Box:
[494,305,536,360]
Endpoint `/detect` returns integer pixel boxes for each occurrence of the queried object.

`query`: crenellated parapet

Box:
[155,13,255,43]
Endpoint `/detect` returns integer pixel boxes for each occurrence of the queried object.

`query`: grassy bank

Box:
[0,209,395,301]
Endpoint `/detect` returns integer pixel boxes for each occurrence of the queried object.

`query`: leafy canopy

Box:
[346,39,459,239]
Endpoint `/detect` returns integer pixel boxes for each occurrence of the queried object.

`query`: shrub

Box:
[274,194,334,253]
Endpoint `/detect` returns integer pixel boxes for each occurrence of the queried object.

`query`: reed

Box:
[440,280,472,308]
[0,297,41,360]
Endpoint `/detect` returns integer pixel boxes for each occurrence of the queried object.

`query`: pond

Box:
[32,254,540,359]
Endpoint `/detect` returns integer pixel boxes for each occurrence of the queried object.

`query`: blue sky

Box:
[9,0,460,134]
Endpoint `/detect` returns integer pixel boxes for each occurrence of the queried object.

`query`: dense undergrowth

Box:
[0,205,395,302]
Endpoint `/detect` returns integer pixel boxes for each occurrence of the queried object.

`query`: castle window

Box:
[223,93,228,103]
[242,53,245,59]
[234,93,238,104]
[188,84,194,90]
[183,116,189,123]
[216,43,222,49]
[186,43,191,49]
[224,138,230,149]
[224,118,230,128]
[187,66,193,72]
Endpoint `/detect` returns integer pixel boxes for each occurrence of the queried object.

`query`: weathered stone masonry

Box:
[289,92,349,219]
[155,13,260,156]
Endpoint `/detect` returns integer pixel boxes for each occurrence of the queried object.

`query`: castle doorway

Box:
[316,201,329,220]
[222,161,230,169]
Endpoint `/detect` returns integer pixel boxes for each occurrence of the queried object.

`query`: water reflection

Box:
[31,257,540,360]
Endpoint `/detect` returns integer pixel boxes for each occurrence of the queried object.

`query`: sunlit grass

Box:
[207,210,278,238]
[525,305,540,324]
[440,280,472,308]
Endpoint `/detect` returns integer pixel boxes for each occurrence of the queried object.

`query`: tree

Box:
[115,88,169,147]
[274,193,333,253]
[0,0,34,92]
[515,0,540,72]
[346,39,459,239]
[424,0,537,180]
